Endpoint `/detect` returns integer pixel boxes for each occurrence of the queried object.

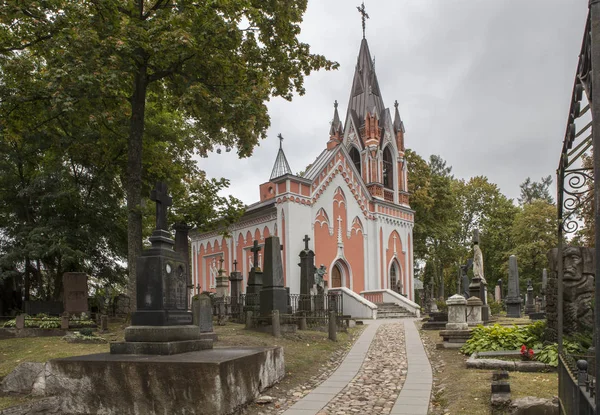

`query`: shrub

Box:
[435,299,448,313]
[79,328,94,336]
[489,301,503,316]
[460,321,546,355]
[535,340,584,367]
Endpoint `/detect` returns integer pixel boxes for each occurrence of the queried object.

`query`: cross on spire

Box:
[356,2,369,39]
[278,133,284,149]
[303,235,311,251]
[150,182,172,231]
[250,240,262,269]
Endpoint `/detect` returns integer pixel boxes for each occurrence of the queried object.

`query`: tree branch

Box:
[0,34,53,54]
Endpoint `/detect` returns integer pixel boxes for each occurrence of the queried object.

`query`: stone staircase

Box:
[375,302,416,319]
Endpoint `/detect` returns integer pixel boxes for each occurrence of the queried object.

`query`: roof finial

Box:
[394,100,399,109]
[334,100,338,109]
[356,2,369,39]
[277,133,284,149]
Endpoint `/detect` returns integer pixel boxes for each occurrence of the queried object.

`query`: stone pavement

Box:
[282,319,432,415]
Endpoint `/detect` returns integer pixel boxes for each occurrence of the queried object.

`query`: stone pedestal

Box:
[466,296,483,326]
[260,236,288,316]
[495,285,501,302]
[110,325,214,355]
[216,269,229,298]
[229,271,243,300]
[446,294,468,330]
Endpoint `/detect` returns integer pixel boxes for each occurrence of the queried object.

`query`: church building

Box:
[190,36,415,301]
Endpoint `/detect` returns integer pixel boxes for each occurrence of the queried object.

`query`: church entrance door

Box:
[390,262,402,294]
[332,264,342,288]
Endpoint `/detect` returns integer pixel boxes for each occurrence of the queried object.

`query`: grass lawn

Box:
[419,326,557,415]
[0,320,363,412]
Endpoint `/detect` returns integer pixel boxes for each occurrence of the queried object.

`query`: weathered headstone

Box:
[524,279,536,315]
[460,262,471,298]
[229,260,243,301]
[494,285,501,302]
[100,315,108,332]
[63,273,88,315]
[446,294,468,330]
[197,294,213,333]
[505,255,522,318]
[260,236,288,316]
[328,310,337,341]
[299,235,316,311]
[246,241,263,296]
[15,314,25,329]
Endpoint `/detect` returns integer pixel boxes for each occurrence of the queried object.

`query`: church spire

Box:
[329,100,343,136]
[393,100,404,135]
[327,101,344,150]
[270,134,292,180]
[345,38,384,146]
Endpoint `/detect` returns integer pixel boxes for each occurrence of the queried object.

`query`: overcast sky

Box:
[200,0,589,206]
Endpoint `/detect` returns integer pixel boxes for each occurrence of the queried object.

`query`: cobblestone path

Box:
[282,319,432,415]
[317,321,407,414]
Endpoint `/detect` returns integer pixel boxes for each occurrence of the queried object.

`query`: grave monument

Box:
[63,272,88,315]
[299,235,316,311]
[260,236,288,316]
[524,278,536,315]
[111,182,212,355]
[469,229,490,321]
[505,255,522,318]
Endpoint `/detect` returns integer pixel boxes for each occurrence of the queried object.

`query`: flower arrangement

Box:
[520,344,534,360]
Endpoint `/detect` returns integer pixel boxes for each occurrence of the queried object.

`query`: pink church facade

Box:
[190,38,415,301]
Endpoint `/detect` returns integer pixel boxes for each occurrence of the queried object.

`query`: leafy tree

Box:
[453,177,518,288]
[518,176,554,205]
[1,1,337,306]
[510,200,557,292]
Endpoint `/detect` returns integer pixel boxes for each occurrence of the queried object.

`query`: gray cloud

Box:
[200,0,588,205]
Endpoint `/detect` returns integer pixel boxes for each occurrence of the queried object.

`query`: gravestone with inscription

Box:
[111,182,213,355]
[229,260,243,301]
[63,272,88,314]
[505,255,522,318]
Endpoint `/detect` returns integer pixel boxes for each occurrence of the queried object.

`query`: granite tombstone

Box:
[260,236,288,316]
[63,273,88,314]
[505,255,522,318]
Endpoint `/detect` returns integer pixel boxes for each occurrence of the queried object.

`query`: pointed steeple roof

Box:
[329,100,343,136]
[345,38,385,130]
[393,100,405,134]
[270,133,292,180]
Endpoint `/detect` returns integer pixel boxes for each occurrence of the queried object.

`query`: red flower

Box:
[529,349,534,357]
[521,345,527,354]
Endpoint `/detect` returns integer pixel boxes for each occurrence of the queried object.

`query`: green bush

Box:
[79,328,94,336]
[460,321,546,355]
[489,301,503,316]
[535,340,584,367]
[435,299,448,313]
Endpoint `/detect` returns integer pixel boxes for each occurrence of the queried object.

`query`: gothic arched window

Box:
[383,147,394,189]
[349,146,361,175]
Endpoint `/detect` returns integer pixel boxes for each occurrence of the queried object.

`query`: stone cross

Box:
[219,256,224,270]
[303,235,311,251]
[150,182,172,231]
[251,240,261,269]
[233,260,238,271]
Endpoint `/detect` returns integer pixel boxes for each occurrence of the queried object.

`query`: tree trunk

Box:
[126,57,148,312]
